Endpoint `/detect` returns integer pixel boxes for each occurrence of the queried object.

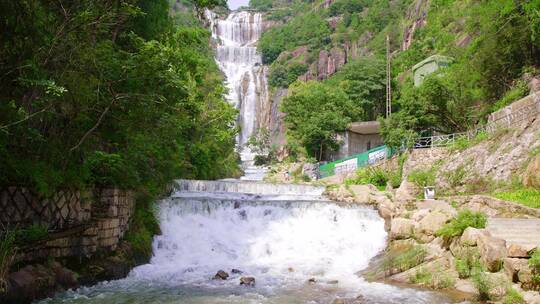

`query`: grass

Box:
[502,288,526,304]
[455,247,481,279]
[14,224,49,245]
[408,168,436,188]
[492,187,540,209]
[382,245,427,273]
[409,267,455,289]
[436,209,487,238]
[449,131,489,152]
[530,249,540,283]
[346,167,389,191]
[0,230,17,294]
[124,195,160,263]
[472,268,493,301]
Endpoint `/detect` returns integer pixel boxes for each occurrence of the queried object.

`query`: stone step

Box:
[486,218,540,248]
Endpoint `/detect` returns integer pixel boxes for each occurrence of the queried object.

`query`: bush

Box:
[124,196,160,263]
[409,267,455,289]
[408,168,436,188]
[530,249,540,283]
[348,167,389,190]
[436,209,487,238]
[472,268,493,301]
[14,224,49,245]
[455,247,481,279]
[382,245,427,273]
[502,288,525,304]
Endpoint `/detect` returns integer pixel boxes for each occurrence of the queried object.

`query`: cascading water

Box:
[40,179,453,304]
[207,11,269,180]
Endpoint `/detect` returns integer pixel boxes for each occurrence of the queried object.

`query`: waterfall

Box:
[207,11,269,180]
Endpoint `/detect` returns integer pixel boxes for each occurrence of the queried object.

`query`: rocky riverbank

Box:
[325,182,540,303]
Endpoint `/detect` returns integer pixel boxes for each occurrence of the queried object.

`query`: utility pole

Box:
[386,35,392,118]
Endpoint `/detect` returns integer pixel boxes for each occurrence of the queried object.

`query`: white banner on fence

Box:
[334,158,357,174]
[368,149,387,164]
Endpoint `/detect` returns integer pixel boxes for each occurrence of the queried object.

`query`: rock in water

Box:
[213,270,229,280]
[307,277,317,284]
[231,269,243,274]
[239,276,255,286]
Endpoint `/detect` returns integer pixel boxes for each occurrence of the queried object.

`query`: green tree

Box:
[281,81,361,160]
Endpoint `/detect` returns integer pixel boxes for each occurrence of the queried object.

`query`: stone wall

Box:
[0,187,135,262]
[486,93,540,132]
[402,147,448,178]
[0,187,91,231]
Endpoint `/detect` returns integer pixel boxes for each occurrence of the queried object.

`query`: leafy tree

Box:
[281,81,361,160]
[327,57,386,120]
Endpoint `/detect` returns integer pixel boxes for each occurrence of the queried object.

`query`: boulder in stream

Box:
[231,268,243,274]
[239,276,255,286]
[213,270,229,280]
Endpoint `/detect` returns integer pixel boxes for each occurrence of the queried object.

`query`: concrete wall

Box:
[328,131,383,161]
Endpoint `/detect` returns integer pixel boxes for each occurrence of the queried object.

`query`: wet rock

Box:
[327,279,339,284]
[214,270,229,280]
[308,277,317,284]
[239,276,255,286]
[287,267,294,272]
[332,299,346,304]
[231,269,243,274]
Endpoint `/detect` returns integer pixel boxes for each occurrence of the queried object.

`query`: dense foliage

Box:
[255,0,540,155]
[0,0,240,196]
[281,81,360,160]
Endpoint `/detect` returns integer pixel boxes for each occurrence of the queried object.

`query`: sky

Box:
[228,0,250,10]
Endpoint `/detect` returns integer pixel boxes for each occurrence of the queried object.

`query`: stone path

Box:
[487,218,540,249]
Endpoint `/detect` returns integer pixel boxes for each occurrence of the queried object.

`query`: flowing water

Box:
[39,180,454,304]
[38,11,456,304]
[207,10,269,180]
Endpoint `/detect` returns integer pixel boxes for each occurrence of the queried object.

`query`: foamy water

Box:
[39,181,453,304]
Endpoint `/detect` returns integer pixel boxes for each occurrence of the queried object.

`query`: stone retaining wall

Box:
[402,147,448,178]
[0,187,92,231]
[0,187,135,262]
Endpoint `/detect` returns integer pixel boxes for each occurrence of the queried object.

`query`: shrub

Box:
[455,247,481,279]
[14,224,49,245]
[348,167,389,190]
[0,230,17,294]
[502,288,525,304]
[409,267,455,289]
[408,168,436,188]
[382,245,427,273]
[124,195,160,263]
[530,249,540,283]
[472,268,493,301]
[436,209,487,238]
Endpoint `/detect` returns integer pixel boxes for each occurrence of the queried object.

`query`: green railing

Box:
[319,145,394,178]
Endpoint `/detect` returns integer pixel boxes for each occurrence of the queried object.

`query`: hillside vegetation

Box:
[0,0,238,197]
[253,0,540,158]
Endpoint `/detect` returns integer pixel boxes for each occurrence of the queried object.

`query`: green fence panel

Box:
[319,145,394,178]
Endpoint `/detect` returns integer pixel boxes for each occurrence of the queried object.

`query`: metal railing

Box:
[413,95,539,149]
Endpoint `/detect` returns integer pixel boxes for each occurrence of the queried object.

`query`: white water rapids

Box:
[39,180,453,304]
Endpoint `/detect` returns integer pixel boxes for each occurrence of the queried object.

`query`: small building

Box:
[412,55,453,87]
[329,121,383,160]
